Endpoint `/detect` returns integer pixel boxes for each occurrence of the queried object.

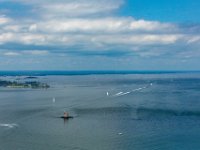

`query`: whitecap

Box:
[114,85,149,97]
[119,92,131,96]
[0,123,18,128]
[115,92,123,96]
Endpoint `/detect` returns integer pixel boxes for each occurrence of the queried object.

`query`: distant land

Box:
[24,76,38,79]
[0,70,200,76]
[0,80,50,89]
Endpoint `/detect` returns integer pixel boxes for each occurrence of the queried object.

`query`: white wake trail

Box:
[113,83,153,97]
[0,123,18,128]
[114,92,123,96]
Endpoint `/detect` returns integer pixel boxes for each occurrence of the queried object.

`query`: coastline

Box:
[0,70,200,76]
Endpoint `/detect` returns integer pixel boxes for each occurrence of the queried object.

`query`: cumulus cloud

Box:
[0,15,10,25]
[0,33,14,44]
[41,1,123,18]
[32,18,176,33]
[3,51,20,56]
[1,50,49,57]
[91,34,181,45]
[187,36,200,44]
[0,0,200,59]
[22,50,49,55]
[8,0,123,18]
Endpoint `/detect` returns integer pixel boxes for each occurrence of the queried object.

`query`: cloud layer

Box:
[0,0,200,70]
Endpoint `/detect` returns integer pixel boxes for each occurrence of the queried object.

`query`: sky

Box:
[0,0,200,70]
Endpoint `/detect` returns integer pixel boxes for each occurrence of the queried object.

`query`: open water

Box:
[0,71,200,150]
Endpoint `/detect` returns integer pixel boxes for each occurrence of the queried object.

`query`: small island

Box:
[0,80,50,89]
[24,76,38,79]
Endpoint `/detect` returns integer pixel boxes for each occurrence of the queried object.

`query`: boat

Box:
[60,116,73,119]
[61,112,73,119]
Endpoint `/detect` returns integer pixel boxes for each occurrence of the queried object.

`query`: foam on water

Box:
[113,83,152,97]
[0,123,18,128]
[115,92,123,96]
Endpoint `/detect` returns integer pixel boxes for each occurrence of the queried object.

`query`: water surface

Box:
[1,72,200,150]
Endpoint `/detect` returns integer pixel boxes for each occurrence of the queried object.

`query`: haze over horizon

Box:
[0,0,200,70]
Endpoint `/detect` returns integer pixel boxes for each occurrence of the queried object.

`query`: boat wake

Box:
[113,83,153,97]
[0,123,18,129]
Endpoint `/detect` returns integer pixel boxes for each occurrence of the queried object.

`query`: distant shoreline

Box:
[0,70,200,76]
[0,80,50,89]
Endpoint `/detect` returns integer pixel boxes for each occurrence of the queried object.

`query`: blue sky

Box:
[121,0,200,23]
[0,0,200,70]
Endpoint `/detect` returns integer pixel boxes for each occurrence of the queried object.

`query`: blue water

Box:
[0,70,199,76]
[0,72,200,150]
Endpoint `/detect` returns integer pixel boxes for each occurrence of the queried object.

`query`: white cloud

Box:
[0,0,199,59]
[22,50,49,55]
[11,0,123,18]
[19,34,47,44]
[130,20,174,31]
[0,15,10,25]
[103,34,176,46]
[186,36,200,44]
[0,33,14,44]
[2,50,49,57]
[42,1,123,17]
[4,51,20,56]
[29,24,37,32]
[3,25,21,32]
[32,18,176,33]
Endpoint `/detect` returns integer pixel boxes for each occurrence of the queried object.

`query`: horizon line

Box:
[0,70,200,76]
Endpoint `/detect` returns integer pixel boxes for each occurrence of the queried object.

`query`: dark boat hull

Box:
[60,116,73,119]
